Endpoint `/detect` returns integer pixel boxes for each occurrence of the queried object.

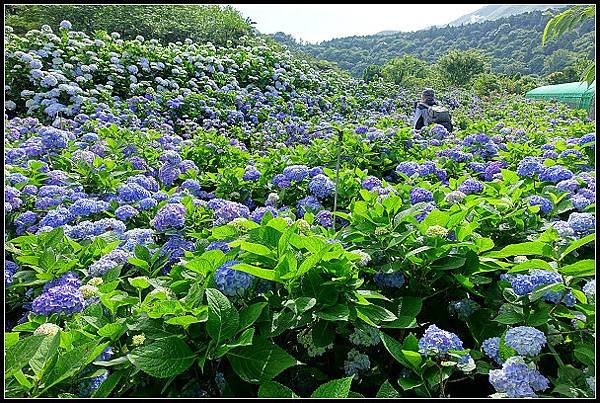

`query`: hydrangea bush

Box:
[4,21,595,399]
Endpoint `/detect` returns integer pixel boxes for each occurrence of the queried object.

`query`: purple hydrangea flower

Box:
[362,176,382,191]
[32,284,85,315]
[151,203,186,231]
[250,206,278,223]
[567,212,595,235]
[206,240,233,253]
[418,324,466,358]
[516,157,543,178]
[409,187,433,204]
[272,174,291,189]
[296,196,322,216]
[396,161,419,177]
[458,178,484,195]
[243,165,261,181]
[315,209,333,228]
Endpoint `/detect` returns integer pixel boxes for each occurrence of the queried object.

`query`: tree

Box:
[380,55,428,86]
[362,65,383,83]
[542,5,596,84]
[436,49,490,87]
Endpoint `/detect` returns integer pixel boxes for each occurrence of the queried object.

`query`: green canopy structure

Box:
[525,81,596,111]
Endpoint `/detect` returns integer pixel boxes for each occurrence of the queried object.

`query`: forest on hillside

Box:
[271,10,595,78]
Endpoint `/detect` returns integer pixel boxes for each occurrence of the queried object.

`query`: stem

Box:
[548,344,565,367]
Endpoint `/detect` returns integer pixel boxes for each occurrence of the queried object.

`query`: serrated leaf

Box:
[128,336,195,378]
[559,233,595,260]
[311,376,354,398]
[258,380,299,398]
[376,380,400,397]
[559,259,595,277]
[380,332,422,372]
[5,335,47,377]
[485,241,553,258]
[165,315,203,327]
[238,302,267,330]
[29,332,60,378]
[206,288,239,343]
[42,340,105,392]
[227,338,299,384]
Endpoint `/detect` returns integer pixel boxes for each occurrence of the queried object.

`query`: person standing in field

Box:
[413,88,453,132]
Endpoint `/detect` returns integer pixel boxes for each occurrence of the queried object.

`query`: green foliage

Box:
[5,4,253,47]
[381,55,429,86]
[437,49,490,87]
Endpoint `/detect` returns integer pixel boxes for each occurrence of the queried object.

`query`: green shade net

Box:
[525,81,596,110]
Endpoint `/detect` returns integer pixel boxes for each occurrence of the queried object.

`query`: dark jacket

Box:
[413,98,453,132]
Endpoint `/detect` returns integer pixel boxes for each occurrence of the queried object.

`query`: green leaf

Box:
[559,233,595,261]
[397,377,423,391]
[127,257,149,270]
[573,344,594,367]
[206,288,239,343]
[134,244,151,262]
[44,227,64,248]
[227,338,299,384]
[380,332,422,372]
[485,242,553,258]
[29,332,60,378]
[283,243,332,279]
[239,302,267,330]
[129,277,151,289]
[508,259,554,273]
[311,376,354,398]
[238,241,276,259]
[231,263,280,282]
[5,332,20,349]
[384,296,422,328]
[128,336,195,378]
[42,340,105,392]
[356,303,397,326]
[312,320,334,348]
[5,335,47,377]
[92,369,128,398]
[97,322,126,341]
[494,309,524,325]
[258,381,299,398]
[376,380,400,398]
[560,260,595,277]
[165,315,204,327]
[316,304,349,321]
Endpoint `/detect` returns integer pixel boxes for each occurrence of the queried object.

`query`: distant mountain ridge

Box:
[270,9,595,78]
[446,4,568,27]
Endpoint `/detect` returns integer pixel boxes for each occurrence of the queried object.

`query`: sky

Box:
[227,4,487,43]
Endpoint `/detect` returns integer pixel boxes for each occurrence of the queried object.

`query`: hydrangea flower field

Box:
[4,22,596,398]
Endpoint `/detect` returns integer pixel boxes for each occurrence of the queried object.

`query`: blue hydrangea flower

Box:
[78,372,109,397]
[39,127,69,149]
[138,197,158,210]
[206,240,233,253]
[118,183,152,203]
[482,337,502,364]
[282,165,309,182]
[582,279,595,304]
[213,202,250,226]
[578,132,595,148]
[250,206,278,223]
[448,298,480,321]
[32,284,85,315]
[527,195,553,214]
[315,209,333,228]
[272,174,291,189]
[214,260,254,296]
[556,179,580,194]
[309,166,324,177]
[567,212,595,235]
[362,176,382,191]
[374,271,405,288]
[416,203,436,222]
[243,165,261,181]
[151,203,186,231]
[344,349,371,376]
[5,260,18,287]
[504,326,546,357]
[162,235,195,265]
[458,178,484,195]
[296,196,322,217]
[308,174,335,198]
[571,194,592,211]
[409,187,433,204]
[158,163,180,187]
[38,207,73,228]
[42,271,81,292]
[516,157,543,178]
[418,324,466,358]
[539,165,573,183]
[69,198,110,217]
[488,356,549,397]
[396,161,419,177]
